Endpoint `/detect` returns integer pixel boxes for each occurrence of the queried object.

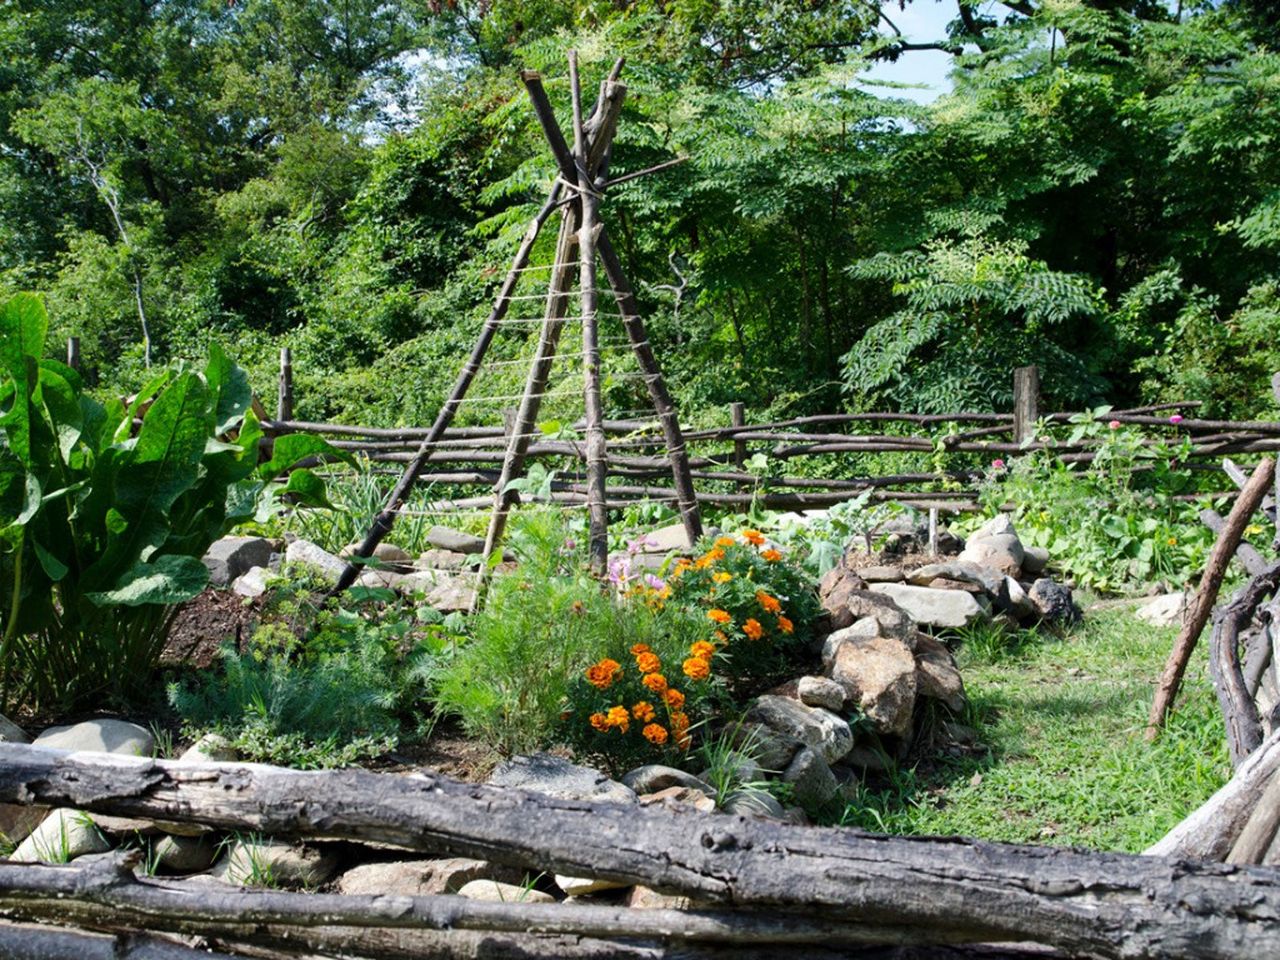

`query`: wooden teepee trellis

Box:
[332,53,702,595]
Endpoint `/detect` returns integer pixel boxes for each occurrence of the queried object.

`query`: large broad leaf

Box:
[85,553,210,607]
[280,468,333,508]
[204,341,252,435]
[0,294,48,463]
[258,433,350,479]
[112,368,175,445]
[36,363,82,463]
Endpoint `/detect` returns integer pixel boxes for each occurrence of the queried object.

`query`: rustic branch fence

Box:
[249,352,1280,516]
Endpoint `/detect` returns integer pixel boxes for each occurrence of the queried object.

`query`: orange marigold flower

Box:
[682,657,710,680]
[664,688,686,709]
[642,673,668,694]
[714,629,727,642]
[589,712,609,732]
[632,701,656,723]
[743,618,764,641]
[742,529,765,546]
[690,640,716,659]
[585,658,622,689]
[712,571,732,584]
[670,711,690,734]
[694,547,726,570]
[636,652,662,674]
[756,590,781,614]
[715,536,736,548]
[707,608,732,624]
[761,548,782,562]
[605,705,630,733]
[778,615,794,634]
[630,643,651,656]
[642,723,669,745]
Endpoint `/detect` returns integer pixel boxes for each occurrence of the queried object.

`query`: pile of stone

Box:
[201,525,507,613]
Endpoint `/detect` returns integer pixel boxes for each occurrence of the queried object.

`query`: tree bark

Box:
[1209,565,1280,765]
[1147,457,1276,738]
[0,920,230,960]
[1,745,1279,960]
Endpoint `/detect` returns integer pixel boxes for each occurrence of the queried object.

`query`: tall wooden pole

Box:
[1013,365,1039,446]
[277,347,293,423]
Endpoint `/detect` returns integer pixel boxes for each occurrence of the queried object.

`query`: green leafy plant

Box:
[0,293,343,712]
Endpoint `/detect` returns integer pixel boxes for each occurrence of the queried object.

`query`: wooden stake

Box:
[1147,457,1276,739]
[66,336,80,371]
[1012,365,1039,446]
[276,346,293,422]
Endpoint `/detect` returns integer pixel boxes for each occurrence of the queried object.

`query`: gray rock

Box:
[426,526,486,554]
[417,549,472,571]
[10,809,110,863]
[783,747,840,810]
[907,560,1004,598]
[913,634,966,712]
[958,534,1024,578]
[203,536,274,587]
[868,583,990,630]
[844,590,916,642]
[34,719,154,756]
[728,722,801,773]
[626,885,693,910]
[154,834,217,873]
[797,675,845,712]
[745,696,853,764]
[822,617,881,666]
[178,734,237,764]
[829,636,918,738]
[857,565,905,583]
[721,788,786,820]
[637,785,716,812]
[232,565,271,599]
[621,765,713,796]
[1030,578,1082,625]
[1022,545,1050,575]
[0,714,29,744]
[0,804,47,847]
[555,873,630,896]
[697,753,764,788]
[639,523,694,554]
[284,539,347,582]
[970,514,1017,541]
[340,542,412,565]
[355,568,405,590]
[1137,592,1190,628]
[424,576,476,612]
[338,858,517,896]
[458,879,556,903]
[1003,576,1036,620]
[488,753,636,804]
[212,839,338,887]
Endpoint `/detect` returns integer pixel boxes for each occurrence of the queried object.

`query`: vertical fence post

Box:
[1013,365,1040,446]
[277,347,293,423]
[730,402,748,494]
[66,337,80,371]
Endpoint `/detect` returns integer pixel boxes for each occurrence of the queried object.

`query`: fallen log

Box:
[1209,565,1280,765]
[1146,725,1280,859]
[1,745,1279,960]
[0,920,229,960]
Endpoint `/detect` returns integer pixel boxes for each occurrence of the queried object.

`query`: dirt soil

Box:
[161,589,265,669]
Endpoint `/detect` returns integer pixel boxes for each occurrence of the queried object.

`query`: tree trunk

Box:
[1,745,1279,960]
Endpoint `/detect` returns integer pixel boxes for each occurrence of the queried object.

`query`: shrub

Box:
[0,293,342,713]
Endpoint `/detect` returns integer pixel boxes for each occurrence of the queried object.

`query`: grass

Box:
[839,599,1230,852]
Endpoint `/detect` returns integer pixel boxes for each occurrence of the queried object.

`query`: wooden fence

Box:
[248,353,1280,516]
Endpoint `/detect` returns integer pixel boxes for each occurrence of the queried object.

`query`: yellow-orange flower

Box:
[694,547,726,570]
[683,656,710,680]
[690,641,716,660]
[605,705,630,733]
[586,658,622,689]
[707,608,732,624]
[630,643,651,656]
[589,712,609,732]
[714,629,727,642]
[743,618,764,641]
[742,529,765,546]
[636,652,661,674]
[632,701,656,723]
[642,723,669,745]
[761,548,782,562]
[712,571,733,584]
[756,590,782,614]
[664,688,685,709]
[642,673,668,694]
[715,536,736,548]
[778,615,794,634]
[670,711,690,735]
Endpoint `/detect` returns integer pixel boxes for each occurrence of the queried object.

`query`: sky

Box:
[860,1,1016,104]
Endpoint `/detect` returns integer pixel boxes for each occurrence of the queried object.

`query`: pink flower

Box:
[644,573,667,592]
[1169,414,1184,425]
[992,458,1006,470]
[1108,420,1121,430]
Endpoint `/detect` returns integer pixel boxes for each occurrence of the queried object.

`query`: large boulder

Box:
[621,765,713,796]
[154,834,217,873]
[828,636,918,737]
[284,539,347,582]
[727,722,802,772]
[797,675,845,712]
[745,696,853,764]
[907,560,1005,598]
[425,526,485,555]
[1137,592,1190,628]
[34,719,154,756]
[338,858,518,896]
[913,635,966,712]
[1030,578,1082,625]
[782,747,840,810]
[845,590,916,642]
[203,536,274,587]
[211,839,338,887]
[639,523,695,554]
[958,534,1024,578]
[488,753,637,804]
[868,583,990,630]
[9,808,111,863]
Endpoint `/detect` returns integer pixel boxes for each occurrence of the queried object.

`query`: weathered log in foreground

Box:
[0,919,235,960]
[1,746,1279,959]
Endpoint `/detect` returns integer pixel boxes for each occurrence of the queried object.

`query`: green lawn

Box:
[840,602,1230,852]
